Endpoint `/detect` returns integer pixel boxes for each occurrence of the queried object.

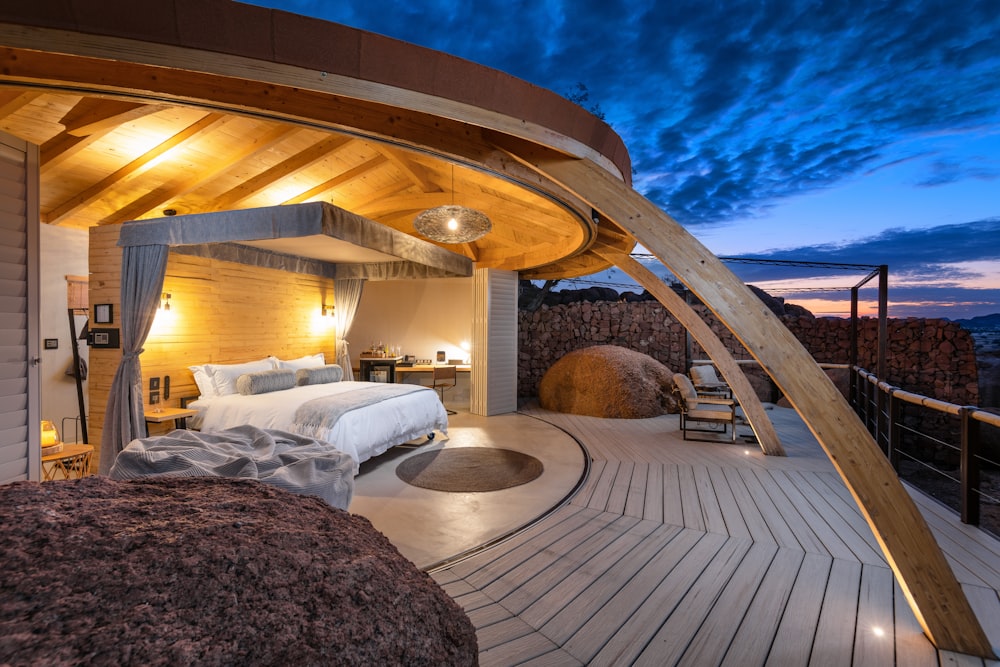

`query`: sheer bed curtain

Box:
[99,244,169,474]
[333,278,364,381]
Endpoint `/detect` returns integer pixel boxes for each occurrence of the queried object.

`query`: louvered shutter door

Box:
[0,131,40,483]
[471,268,518,416]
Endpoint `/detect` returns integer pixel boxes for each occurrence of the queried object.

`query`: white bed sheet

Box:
[189,381,448,474]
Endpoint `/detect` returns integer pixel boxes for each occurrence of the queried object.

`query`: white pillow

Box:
[275,353,325,371]
[206,358,277,396]
[188,364,218,399]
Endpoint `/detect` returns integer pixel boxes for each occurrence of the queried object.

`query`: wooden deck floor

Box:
[431,404,1000,666]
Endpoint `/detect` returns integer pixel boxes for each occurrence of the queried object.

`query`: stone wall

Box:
[518,300,980,407]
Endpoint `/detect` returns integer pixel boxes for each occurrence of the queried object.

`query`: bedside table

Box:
[144,406,198,436]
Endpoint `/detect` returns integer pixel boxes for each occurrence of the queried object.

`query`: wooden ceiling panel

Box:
[0,85,602,270]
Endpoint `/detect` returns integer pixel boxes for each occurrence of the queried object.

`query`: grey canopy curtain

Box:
[333,278,365,381]
[98,244,169,474]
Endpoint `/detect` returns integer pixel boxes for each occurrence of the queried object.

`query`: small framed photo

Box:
[94,303,113,324]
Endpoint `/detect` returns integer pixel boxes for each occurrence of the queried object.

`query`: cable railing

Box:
[852,367,1000,534]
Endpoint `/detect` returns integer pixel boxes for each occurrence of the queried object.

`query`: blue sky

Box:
[248,0,1000,319]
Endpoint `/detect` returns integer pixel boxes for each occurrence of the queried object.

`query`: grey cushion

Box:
[236,369,297,395]
[295,365,344,386]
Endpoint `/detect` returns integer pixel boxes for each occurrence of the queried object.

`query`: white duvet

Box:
[189,381,448,474]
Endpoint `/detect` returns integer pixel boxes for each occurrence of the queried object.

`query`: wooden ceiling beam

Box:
[60,97,162,136]
[0,89,41,117]
[282,153,387,206]
[103,123,301,224]
[207,134,353,212]
[44,111,227,224]
[379,145,439,193]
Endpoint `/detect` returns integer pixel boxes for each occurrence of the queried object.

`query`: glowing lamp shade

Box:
[40,420,60,446]
[413,205,492,244]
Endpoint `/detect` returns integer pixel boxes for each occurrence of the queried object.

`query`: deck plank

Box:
[810,558,862,667]
[496,514,643,613]
[853,564,896,667]
[624,462,649,519]
[602,535,753,666]
[662,464,685,527]
[694,464,729,535]
[481,511,624,602]
[564,531,732,663]
[709,464,753,540]
[605,461,635,515]
[643,462,664,523]
[539,523,689,644]
[765,552,833,667]
[720,547,805,666]
[723,465,776,543]
[678,463,707,532]
[893,580,940,667]
[665,541,784,666]
[516,518,661,627]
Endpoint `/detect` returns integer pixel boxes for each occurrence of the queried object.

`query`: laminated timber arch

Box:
[0,3,993,657]
[521,155,995,659]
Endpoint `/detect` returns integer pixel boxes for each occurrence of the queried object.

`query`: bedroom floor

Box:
[349,408,588,570]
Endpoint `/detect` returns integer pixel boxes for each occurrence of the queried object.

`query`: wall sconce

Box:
[322,303,335,316]
[161,293,171,311]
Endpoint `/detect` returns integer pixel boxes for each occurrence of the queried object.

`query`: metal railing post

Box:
[888,388,901,467]
[960,407,981,525]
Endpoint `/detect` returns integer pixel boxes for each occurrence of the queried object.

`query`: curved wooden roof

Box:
[0,1,635,276]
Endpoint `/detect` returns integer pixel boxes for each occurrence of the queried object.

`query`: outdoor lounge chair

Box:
[688,363,731,398]
[673,373,738,442]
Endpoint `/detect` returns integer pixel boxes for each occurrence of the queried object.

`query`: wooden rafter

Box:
[104,123,301,224]
[282,154,388,206]
[44,112,228,224]
[207,134,353,212]
[60,98,162,137]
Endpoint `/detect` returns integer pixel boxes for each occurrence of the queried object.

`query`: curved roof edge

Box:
[0,0,631,183]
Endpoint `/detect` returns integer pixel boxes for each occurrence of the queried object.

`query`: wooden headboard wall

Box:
[88,224,336,460]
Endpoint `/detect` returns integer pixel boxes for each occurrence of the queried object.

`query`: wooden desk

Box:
[41,443,94,481]
[144,406,198,435]
[394,364,471,383]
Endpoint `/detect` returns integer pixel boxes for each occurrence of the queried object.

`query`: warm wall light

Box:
[322,303,335,316]
[161,292,171,310]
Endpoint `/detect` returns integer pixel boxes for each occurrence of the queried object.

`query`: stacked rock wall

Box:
[518,301,980,407]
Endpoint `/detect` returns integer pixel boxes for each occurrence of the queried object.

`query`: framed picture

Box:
[94,303,113,324]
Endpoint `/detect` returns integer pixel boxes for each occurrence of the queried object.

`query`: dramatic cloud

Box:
[251,0,1000,317]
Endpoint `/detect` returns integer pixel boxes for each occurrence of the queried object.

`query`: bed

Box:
[186,355,448,475]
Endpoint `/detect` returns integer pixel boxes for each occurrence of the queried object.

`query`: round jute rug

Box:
[395,447,544,492]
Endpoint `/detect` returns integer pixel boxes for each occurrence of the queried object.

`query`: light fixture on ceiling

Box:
[413,164,492,244]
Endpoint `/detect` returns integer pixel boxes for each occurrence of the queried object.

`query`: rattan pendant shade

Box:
[413,204,492,244]
[414,164,492,243]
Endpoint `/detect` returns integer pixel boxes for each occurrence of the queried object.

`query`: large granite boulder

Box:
[0,476,478,666]
[539,345,676,418]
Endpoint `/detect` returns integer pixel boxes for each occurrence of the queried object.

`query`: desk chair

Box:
[428,365,457,415]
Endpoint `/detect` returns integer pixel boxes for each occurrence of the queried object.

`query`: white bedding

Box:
[189,381,448,474]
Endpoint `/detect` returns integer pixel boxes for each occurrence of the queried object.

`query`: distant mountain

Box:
[955,313,1000,330]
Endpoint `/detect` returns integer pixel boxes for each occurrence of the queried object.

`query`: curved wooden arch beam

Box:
[594,247,784,456]
[535,157,993,657]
